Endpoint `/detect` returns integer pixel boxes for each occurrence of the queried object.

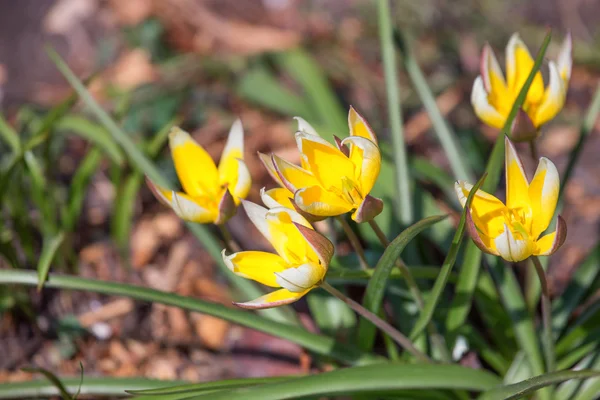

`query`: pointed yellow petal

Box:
[494,223,534,262]
[471,76,507,129]
[233,288,310,309]
[258,152,284,187]
[170,191,217,223]
[222,250,288,287]
[296,132,355,190]
[505,33,545,104]
[505,137,530,210]
[341,136,381,196]
[271,154,319,192]
[534,62,566,127]
[275,263,324,292]
[260,187,294,210]
[481,43,508,95]
[265,207,317,265]
[534,215,567,256]
[465,206,499,256]
[528,157,560,238]
[146,178,172,207]
[348,106,377,144]
[219,158,251,203]
[455,180,505,238]
[169,127,218,197]
[295,185,354,217]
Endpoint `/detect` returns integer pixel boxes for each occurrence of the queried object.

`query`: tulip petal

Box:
[169,127,218,197]
[505,33,545,104]
[171,191,217,223]
[271,154,319,192]
[220,158,251,202]
[352,194,384,223]
[241,200,271,241]
[233,288,310,309]
[215,188,236,225]
[481,43,507,94]
[295,185,354,217]
[265,207,316,265]
[295,132,355,190]
[528,157,560,237]
[294,116,320,137]
[455,180,505,237]
[535,215,567,256]
[557,32,572,82]
[258,152,284,187]
[348,106,377,144]
[534,61,566,127]
[471,76,507,129]
[294,222,334,267]
[146,177,172,207]
[505,136,530,210]
[494,224,534,262]
[466,206,499,255]
[260,187,294,209]
[222,250,288,287]
[275,263,323,293]
[341,136,381,196]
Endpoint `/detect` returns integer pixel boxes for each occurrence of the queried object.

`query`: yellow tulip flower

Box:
[147,120,251,225]
[262,107,383,222]
[223,201,333,309]
[455,137,567,262]
[472,33,572,134]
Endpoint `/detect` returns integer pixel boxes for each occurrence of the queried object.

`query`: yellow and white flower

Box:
[455,137,567,262]
[472,33,572,133]
[223,201,333,309]
[147,120,251,225]
[261,107,383,222]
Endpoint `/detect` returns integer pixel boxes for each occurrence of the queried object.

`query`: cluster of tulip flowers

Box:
[146,32,570,357]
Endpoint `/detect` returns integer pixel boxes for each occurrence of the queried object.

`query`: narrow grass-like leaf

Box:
[410,174,486,339]
[445,31,553,344]
[55,116,125,165]
[237,67,316,121]
[0,114,21,153]
[394,31,473,183]
[0,270,378,365]
[36,232,65,291]
[21,367,73,400]
[478,370,600,400]
[357,215,447,351]
[552,244,600,336]
[275,49,346,134]
[0,377,185,399]
[127,377,290,396]
[377,0,413,224]
[177,364,500,400]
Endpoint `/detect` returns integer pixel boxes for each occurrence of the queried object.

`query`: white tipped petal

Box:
[222,118,244,159]
[241,200,271,242]
[231,158,251,200]
[471,76,506,129]
[534,61,566,127]
[494,224,532,262]
[481,43,506,91]
[294,117,320,137]
[233,288,309,309]
[171,192,215,223]
[557,32,572,81]
[275,264,322,293]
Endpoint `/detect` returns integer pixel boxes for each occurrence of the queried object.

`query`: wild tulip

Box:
[223,201,333,308]
[472,33,572,139]
[261,107,383,222]
[147,120,251,225]
[455,137,566,262]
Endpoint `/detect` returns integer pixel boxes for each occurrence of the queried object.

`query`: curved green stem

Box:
[321,281,431,363]
[532,256,555,373]
[336,216,369,270]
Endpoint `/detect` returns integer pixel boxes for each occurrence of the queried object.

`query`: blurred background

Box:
[0,0,599,385]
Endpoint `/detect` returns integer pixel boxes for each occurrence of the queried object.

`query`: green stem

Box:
[336,216,369,270]
[321,281,431,363]
[532,256,555,373]
[218,223,241,253]
[377,0,412,225]
[368,219,451,362]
